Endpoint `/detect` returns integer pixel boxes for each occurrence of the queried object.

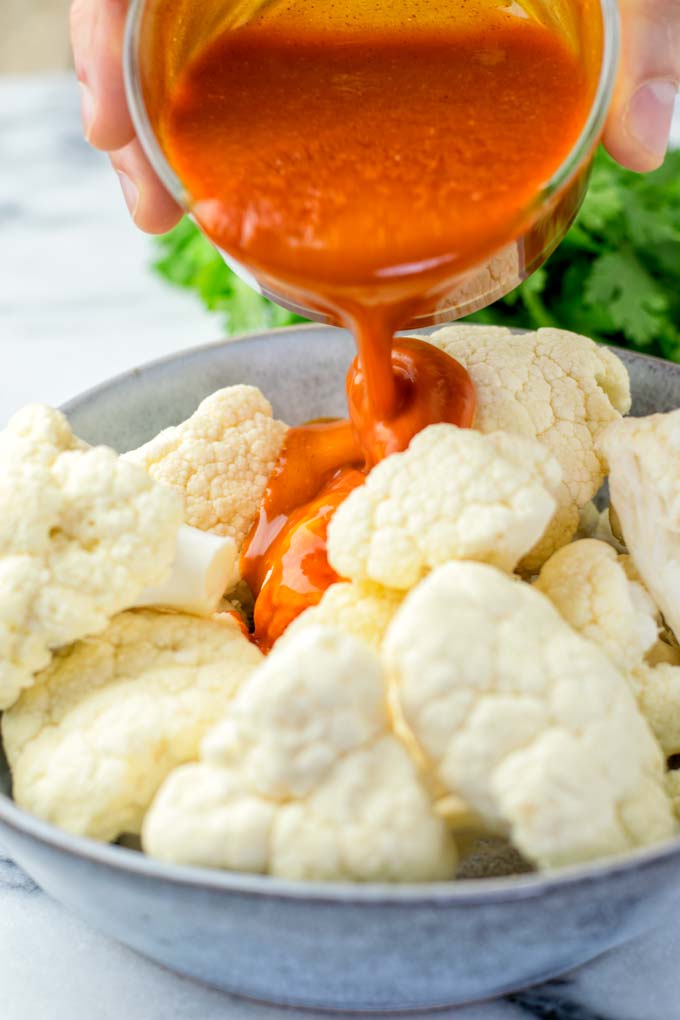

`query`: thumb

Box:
[603,0,679,172]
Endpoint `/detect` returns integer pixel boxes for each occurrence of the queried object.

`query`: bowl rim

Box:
[2,326,680,904]
[60,322,677,422]
[3,775,680,903]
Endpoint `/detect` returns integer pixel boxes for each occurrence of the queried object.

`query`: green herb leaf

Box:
[585,249,669,348]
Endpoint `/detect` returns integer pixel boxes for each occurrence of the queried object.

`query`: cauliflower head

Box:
[383,562,674,869]
[423,326,631,571]
[328,424,560,591]
[143,626,456,881]
[535,540,659,674]
[0,405,184,710]
[2,610,263,842]
[281,581,403,651]
[536,539,680,757]
[599,410,680,645]
[444,243,521,320]
[636,663,680,758]
[127,385,288,549]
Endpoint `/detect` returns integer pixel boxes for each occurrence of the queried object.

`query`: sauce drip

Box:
[241,338,476,649]
[161,3,591,646]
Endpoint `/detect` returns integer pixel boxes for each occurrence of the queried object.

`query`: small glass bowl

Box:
[124,0,620,328]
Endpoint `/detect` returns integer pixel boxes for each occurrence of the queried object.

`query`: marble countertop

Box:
[2,73,680,1020]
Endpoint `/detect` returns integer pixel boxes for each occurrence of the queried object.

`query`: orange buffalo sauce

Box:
[242,339,477,648]
[161,4,591,647]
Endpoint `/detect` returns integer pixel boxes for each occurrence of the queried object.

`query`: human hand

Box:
[70,0,182,233]
[603,0,679,172]
[70,0,679,235]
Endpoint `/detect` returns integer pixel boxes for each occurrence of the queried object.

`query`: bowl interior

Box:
[2,325,680,889]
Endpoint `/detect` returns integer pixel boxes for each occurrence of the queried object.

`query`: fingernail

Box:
[117,172,139,219]
[78,81,95,142]
[626,79,678,162]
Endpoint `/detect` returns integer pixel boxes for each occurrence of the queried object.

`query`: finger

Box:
[603,0,679,172]
[110,138,183,234]
[70,0,135,152]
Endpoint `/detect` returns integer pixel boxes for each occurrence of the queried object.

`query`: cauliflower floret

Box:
[2,610,263,842]
[597,412,680,758]
[204,626,386,800]
[422,326,631,571]
[270,735,454,882]
[328,424,560,591]
[636,664,680,757]
[127,386,288,549]
[0,405,184,709]
[144,764,276,873]
[442,243,521,319]
[144,627,456,881]
[535,540,659,674]
[599,410,680,644]
[536,540,680,757]
[281,581,403,651]
[383,562,674,869]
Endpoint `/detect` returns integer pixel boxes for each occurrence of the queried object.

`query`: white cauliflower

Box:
[0,405,184,709]
[383,562,675,869]
[536,539,680,757]
[423,325,631,570]
[133,524,240,618]
[281,581,403,651]
[2,610,263,842]
[599,410,680,644]
[636,663,680,758]
[443,242,521,319]
[127,386,287,548]
[144,627,456,881]
[269,736,454,882]
[328,424,560,591]
[596,412,680,758]
[535,540,659,674]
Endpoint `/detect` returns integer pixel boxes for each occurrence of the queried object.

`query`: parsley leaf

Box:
[585,250,669,348]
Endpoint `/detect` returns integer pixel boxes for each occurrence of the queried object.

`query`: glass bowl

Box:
[124,0,620,328]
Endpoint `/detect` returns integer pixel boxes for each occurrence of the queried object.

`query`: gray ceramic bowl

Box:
[2,326,680,1013]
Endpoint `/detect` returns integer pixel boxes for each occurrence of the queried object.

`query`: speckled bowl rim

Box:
[2,327,680,905]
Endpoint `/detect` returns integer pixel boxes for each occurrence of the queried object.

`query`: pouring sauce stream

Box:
[159,3,591,646]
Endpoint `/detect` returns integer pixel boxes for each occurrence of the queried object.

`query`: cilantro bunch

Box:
[152,148,680,360]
